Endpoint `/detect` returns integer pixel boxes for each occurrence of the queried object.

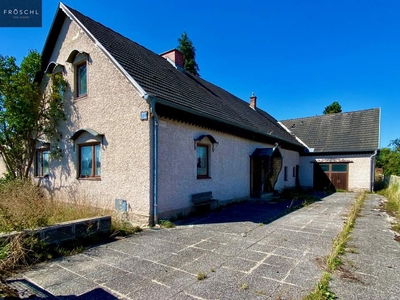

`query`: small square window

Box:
[35,150,50,177]
[79,143,101,178]
[196,144,209,179]
[76,62,87,97]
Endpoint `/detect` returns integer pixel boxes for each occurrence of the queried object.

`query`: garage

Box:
[313,163,349,191]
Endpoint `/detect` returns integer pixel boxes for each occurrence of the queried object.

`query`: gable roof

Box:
[280,108,380,153]
[41,3,303,150]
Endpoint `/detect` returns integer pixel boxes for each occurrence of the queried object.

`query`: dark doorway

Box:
[250,148,283,198]
[313,163,349,191]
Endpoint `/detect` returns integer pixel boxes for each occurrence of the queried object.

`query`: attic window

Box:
[66,50,89,98]
[76,62,87,97]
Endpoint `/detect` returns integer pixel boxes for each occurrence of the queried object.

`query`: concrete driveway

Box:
[11,193,355,299]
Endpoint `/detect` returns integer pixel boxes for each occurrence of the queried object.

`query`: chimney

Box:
[249,92,257,109]
[160,49,184,70]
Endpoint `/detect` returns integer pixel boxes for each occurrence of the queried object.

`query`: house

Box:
[280,108,380,192]
[37,3,379,225]
[38,3,307,224]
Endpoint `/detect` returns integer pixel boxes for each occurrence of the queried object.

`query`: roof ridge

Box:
[281,107,380,122]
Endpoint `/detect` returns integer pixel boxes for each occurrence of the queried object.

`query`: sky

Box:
[0,0,399,148]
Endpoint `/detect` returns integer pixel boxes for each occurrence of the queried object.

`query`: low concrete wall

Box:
[0,216,111,245]
[384,175,400,186]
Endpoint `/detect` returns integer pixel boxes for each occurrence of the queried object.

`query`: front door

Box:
[313,163,349,191]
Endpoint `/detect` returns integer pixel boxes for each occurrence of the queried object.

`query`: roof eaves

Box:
[153,96,304,149]
[301,149,378,156]
[59,2,147,97]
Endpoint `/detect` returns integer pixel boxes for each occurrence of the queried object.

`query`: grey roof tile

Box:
[280,108,380,152]
[43,5,301,147]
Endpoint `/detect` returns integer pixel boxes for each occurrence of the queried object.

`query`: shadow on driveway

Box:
[175,197,318,226]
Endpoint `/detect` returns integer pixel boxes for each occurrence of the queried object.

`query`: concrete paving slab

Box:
[330,194,400,300]
[12,192,386,299]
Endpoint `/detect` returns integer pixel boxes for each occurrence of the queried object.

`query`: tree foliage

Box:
[376,139,400,176]
[0,50,66,180]
[323,101,342,114]
[177,32,200,76]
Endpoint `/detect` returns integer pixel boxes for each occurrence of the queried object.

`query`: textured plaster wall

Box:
[157,119,300,218]
[275,148,299,191]
[300,154,373,191]
[37,18,151,222]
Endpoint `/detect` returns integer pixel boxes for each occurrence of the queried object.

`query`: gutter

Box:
[144,94,159,226]
[370,149,378,192]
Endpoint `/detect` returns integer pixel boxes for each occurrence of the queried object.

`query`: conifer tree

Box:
[178,32,200,76]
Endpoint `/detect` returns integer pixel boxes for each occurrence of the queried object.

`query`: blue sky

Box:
[1,0,399,148]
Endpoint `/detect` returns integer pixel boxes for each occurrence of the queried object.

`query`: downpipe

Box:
[370,149,378,192]
[145,94,159,226]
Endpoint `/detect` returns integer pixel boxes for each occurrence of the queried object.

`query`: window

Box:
[331,164,347,172]
[79,143,101,178]
[76,62,87,97]
[35,150,50,177]
[293,166,296,177]
[196,144,209,178]
[284,166,288,181]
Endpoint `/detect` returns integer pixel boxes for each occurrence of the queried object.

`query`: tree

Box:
[376,139,400,176]
[177,32,200,76]
[323,101,342,114]
[0,50,66,180]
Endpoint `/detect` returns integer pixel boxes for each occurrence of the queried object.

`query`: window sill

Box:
[74,94,88,101]
[197,176,211,180]
[78,177,101,181]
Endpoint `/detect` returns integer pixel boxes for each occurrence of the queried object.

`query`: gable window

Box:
[196,144,209,178]
[76,62,87,97]
[79,143,101,178]
[35,150,50,177]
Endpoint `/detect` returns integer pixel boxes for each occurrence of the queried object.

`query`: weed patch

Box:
[304,272,336,300]
[197,272,207,280]
[379,183,400,218]
[159,220,176,228]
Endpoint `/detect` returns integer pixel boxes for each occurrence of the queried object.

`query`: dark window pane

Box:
[43,152,50,175]
[196,145,208,176]
[77,63,87,96]
[80,146,93,176]
[332,164,347,172]
[95,144,101,176]
[319,164,329,172]
[36,152,43,176]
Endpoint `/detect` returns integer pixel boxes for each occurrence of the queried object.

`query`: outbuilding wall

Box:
[299,154,374,192]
